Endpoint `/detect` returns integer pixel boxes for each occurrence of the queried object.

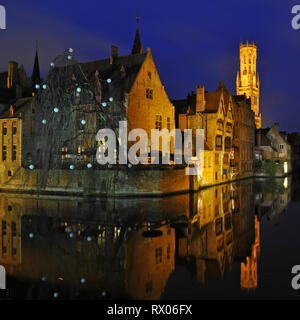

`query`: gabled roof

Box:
[204,91,221,113]
[80,52,148,100]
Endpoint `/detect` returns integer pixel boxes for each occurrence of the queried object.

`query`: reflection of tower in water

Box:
[240,216,260,290]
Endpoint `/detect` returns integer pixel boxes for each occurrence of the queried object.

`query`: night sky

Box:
[0,0,299,132]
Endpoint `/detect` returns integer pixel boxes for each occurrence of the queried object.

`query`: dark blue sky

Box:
[0,0,299,131]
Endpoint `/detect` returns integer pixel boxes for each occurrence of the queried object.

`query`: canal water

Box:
[0,175,299,300]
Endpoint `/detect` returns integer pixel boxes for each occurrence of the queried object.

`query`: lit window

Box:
[2,124,7,135]
[167,117,170,131]
[280,144,284,150]
[155,115,162,130]
[2,146,7,161]
[12,145,17,161]
[146,89,153,99]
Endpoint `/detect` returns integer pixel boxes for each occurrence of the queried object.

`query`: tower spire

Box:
[131,12,143,55]
[32,41,41,87]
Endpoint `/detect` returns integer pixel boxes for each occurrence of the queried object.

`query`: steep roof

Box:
[131,25,143,55]
[0,96,33,117]
[80,52,148,100]
[204,91,221,113]
[32,50,41,84]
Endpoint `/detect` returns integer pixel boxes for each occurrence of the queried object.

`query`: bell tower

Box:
[236,41,261,129]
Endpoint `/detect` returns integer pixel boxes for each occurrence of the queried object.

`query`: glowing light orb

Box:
[54,107,59,113]
[69,48,74,53]
[35,84,40,89]
[77,87,82,93]
[81,120,86,125]
[109,97,114,102]
[87,236,92,242]
[29,233,34,239]
[87,163,92,169]
[70,165,75,170]
[81,278,86,284]
[107,78,112,83]
[42,120,47,125]
[42,84,47,89]
[69,233,74,238]
[29,164,35,170]
[53,292,59,299]
[50,62,55,67]
[102,102,107,107]
[67,55,72,60]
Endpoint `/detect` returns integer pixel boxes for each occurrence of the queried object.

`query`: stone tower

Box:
[236,41,261,129]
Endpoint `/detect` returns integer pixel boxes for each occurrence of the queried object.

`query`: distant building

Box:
[236,41,261,129]
[256,123,291,161]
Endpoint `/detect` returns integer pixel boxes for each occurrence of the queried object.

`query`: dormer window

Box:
[147,72,152,80]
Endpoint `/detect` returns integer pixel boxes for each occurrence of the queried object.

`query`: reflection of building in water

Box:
[0,194,176,300]
[240,216,260,290]
[255,177,292,225]
[178,183,235,284]
[126,224,175,300]
[177,180,257,286]
[0,195,22,269]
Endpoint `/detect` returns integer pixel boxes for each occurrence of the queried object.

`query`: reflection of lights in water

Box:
[283,177,288,189]
[284,161,288,174]
[231,199,235,210]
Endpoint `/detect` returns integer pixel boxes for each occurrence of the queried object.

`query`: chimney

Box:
[196,85,205,112]
[273,122,279,133]
[256,129,261,147]
[110,45,118,64]
[7,61,18,88]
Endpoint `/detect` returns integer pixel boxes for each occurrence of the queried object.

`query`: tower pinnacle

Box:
[32,42,41,87]
[131,13,143,55]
